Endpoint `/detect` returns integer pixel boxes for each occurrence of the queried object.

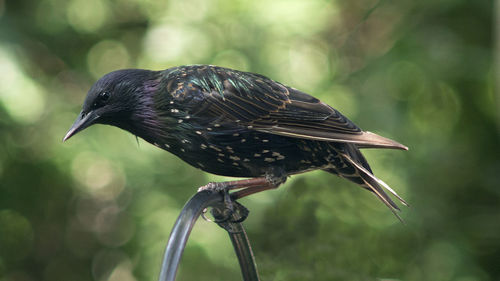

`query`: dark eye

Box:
[99,91,110,102]
[93,92,110,108]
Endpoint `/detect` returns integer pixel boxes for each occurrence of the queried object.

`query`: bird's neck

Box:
[123,78,176,145]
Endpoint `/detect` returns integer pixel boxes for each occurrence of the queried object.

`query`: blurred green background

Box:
[0,0,498,280]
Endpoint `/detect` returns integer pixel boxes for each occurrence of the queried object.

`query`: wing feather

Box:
[168,66,407,149]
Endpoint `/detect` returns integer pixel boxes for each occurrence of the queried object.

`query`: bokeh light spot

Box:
[321,85,359,118]
[108,260,137,281]
[142,24,212,66]
[211,50,250,71]
[388,61,427,101]
[0,47,46,124]
[288,41,330,89]
[252,0,335,34]
[66,0,109,33]
[261,42,291,82]
[95,206,135,247]
[71,151,126,200]
[167,0,210,22]
[409,81,461,136]
[87,40,131,79]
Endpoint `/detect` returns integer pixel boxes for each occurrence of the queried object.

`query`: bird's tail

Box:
[324,144,408,222]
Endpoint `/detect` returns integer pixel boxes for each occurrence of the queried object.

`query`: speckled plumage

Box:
[64,65,408,217]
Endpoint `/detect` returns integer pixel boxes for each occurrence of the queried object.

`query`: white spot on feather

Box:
[209,145,222,152]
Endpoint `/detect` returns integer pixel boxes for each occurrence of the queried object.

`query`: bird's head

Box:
[63,69,158,141]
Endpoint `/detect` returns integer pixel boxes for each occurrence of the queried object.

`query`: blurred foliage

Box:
[0,0,498,280]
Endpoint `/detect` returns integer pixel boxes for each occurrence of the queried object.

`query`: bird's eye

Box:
[99,92,110,101]
[93,92,110,108]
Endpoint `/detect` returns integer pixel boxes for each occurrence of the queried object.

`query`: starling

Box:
[64,65,408,218]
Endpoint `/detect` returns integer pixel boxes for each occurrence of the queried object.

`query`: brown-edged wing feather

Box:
[171,66,407,150]
[251,88,408,150]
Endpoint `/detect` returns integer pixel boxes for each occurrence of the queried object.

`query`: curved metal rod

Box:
[158,190,260,281]
[226,223,260,281]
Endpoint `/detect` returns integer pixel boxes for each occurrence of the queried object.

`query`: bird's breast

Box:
[148,122,336,178]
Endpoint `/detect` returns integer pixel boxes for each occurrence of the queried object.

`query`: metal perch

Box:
[158,190,260,281]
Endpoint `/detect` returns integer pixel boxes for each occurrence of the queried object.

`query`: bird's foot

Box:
[198,182,248,224]
[211,200,249,230]
[197,176,285,224]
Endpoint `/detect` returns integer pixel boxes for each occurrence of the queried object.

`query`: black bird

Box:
[64,65,408,218]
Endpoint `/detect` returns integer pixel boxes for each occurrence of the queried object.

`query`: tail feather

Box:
[328,145,408,222]
[347,144,373,174]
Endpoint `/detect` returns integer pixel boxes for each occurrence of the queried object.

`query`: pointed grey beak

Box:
[63,110,100,142]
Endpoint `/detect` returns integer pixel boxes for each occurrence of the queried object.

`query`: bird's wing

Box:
[168,66,407,150]
[252,89,407,150]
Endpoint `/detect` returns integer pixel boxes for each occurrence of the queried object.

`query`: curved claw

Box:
[201,208,213,222]
[200,193,249,225]
[211,201,249,229]
[229,202,249,223]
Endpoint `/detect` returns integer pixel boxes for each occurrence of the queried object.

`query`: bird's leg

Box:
[231,174,285,199]
[198,178,269,222]
[198,176,285,222]
[197,177,272,193]
[198,177,283,201]
[198,172,287,194]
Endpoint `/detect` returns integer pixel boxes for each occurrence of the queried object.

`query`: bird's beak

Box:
[63,110,100,142]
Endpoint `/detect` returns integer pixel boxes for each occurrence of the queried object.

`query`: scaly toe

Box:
[197,182,228,193]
